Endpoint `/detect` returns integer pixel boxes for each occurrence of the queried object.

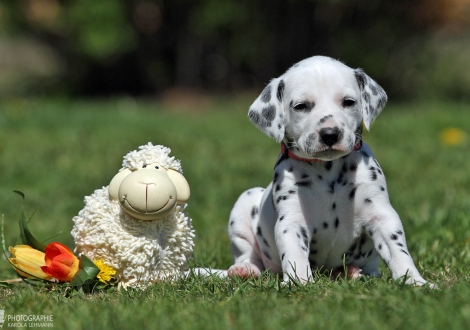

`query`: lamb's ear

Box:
[166,169,190,203]
[248,77,286,142]
[108,168,132,200]
[354,69,388,131]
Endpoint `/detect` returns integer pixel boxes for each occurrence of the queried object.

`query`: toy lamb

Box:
[71,143,195,287]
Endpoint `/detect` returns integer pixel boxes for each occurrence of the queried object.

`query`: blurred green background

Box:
[2,0,470,100]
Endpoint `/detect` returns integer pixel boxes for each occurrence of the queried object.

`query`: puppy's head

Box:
[248,56,387,161]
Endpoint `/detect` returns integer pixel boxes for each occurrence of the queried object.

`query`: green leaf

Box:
[14,191,46,252]
[70,255,101,286]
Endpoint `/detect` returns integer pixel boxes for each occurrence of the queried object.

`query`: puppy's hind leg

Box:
[228,188,266,278]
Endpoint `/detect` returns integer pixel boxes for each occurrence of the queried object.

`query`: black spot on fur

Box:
[360,236,366,246]
[313,228,317,234]
[288,190,296,194]
[397,230,403,235]
[295,180,312,187]
[391,234,398,240]
[288,166,294,172]
[380,186,385,191]
[378,244,382,250]
[317,175,323,180]
[263,250,272,260]
[311,249,318,255]
[300,226,309,247]
[230,221,234,226]
[260,85,272,103]
[319,114,333,124]
[349,163,357,171]
[275,184,281,192]
[397,243,404,247]
[277,80,285,102]
[370,167,378,181]
[369,84,378,95]
[349,243,357,252]
[335,218,339,228]
[251,206,259,218]
[323,222,328,229]
[349,187,357,199]
[400,249,409,256]
[329,181,335,194]
[311,240,317,245]
[273,172,279,183]
[246,191,252,195]
[256,226,262,236]
[249,110,264,128]
[281,253,285,260]
[355,70,366,89]
[262,105,276,122]
[365,198,372,204]
[283,229,288,234]
[336,173,344,184]
[263,238,270,248]
[301,173,309,179]
[332,203,336,210]
[325,161,333,171]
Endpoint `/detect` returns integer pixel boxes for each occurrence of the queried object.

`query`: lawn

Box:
[0,97,469,329]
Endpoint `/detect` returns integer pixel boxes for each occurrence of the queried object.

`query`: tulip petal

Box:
[42,242,80,282]
[8,245,53,280]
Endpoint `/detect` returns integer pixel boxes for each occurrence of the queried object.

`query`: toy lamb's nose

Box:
[320,127,340,147]
[118,170,177,219]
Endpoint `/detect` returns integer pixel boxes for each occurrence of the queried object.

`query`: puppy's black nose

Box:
[319,127,340,147]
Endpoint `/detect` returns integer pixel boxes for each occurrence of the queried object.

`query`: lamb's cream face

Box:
[108,163,190,220]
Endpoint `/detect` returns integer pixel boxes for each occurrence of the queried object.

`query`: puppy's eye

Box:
[293,103,308,110]
[155,165,159,169]
[342,98,356,107]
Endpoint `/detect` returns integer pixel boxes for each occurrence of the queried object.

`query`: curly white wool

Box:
[122,142,182,172]
[71,143,194,287]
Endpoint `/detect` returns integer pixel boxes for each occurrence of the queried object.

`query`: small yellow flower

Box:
[94,259,116,283]
[440,128,466,146]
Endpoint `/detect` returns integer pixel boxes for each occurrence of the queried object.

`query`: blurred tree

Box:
[1,0,470,99]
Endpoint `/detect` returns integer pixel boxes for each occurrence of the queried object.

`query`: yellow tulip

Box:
[8,245,54,280]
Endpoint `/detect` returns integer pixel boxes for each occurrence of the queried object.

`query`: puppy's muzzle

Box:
[319,127,340,147]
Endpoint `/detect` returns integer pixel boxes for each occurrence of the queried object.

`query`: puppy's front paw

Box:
[228,262,261,278]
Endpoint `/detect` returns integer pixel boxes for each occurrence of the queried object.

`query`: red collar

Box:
[281,141,362,163]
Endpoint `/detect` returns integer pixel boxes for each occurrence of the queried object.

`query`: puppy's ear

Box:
[248,77,286,142]
[354,69,388,131]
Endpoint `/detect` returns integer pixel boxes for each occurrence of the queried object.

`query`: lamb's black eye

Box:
[293,103,307,110]
[155,165,159,169]
[342,98,356,107]
[142,164,147,168]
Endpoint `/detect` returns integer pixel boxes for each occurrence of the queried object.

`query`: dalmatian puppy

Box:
[228,56,429,286]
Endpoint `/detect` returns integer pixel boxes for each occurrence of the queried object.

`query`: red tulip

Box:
[41,242,79,282]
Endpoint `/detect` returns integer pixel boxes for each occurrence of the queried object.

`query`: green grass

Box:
[1,97,470,329]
